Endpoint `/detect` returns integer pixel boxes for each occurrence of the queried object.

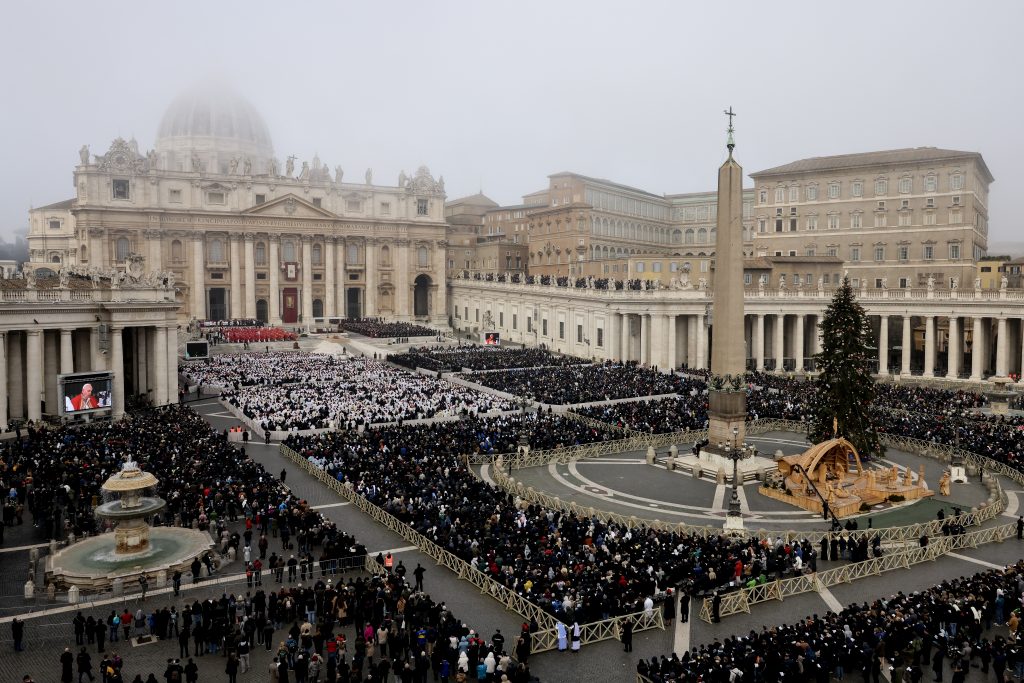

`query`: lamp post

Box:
[726,426,748,520]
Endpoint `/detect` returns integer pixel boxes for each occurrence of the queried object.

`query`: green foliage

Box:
[809,277,884,460]
[888,494,906,503]
[859,502,872,512]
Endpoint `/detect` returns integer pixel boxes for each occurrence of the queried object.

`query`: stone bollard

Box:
[693,464,702,480]
[669,444,678,459]
[646,446,656,465]
[774,449,785,462]
[29,548,39,564]
[24,579,34,599]
[47,582,56,600]
[112,578,124,595]
[67,585,80,604]
[666,458,675,471]
[155,571,167,588]
[718,468,727,484]
[227,546,237,562]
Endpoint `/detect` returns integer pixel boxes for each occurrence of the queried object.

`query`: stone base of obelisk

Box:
[707,390,747,447]
[722,514,745,532]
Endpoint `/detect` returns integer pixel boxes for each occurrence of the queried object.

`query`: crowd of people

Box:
[182,353,517,432]
[474,362,688,404]
[389,346,590,373]
[460,272,664,291]
[339,319,437,339]
[572,394,706,434]
[640,559,1024,683]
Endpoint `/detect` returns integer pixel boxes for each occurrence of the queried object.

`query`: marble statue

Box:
[927,275,935,292]
[881,277,888,289]
[975,277,982,290]
[399,170,407,187]
[951,276,959,290]
[299,161,310,181]
[698,277,708,291]
[904,466,914,487]
[79,144,90,165]
[58,267,69,288]
[938,470,951,496]
[365,168,373,184]
[191,151,202,172]
[335,166,344,183]
[269,157,279,177]
[1001,274,1009,291]
[229,157,239,174]
[438,175,445,192]
[243,157,252,175]
[817,276,825,290]
[146,149,157,171]
[778,274,786,290]
[285,157,295,178]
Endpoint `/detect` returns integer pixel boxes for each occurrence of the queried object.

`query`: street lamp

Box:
[726,426,750,520]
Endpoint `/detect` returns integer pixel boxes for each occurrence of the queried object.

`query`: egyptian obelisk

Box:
[707,108,747,449]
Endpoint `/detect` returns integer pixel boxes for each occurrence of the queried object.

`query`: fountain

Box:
[46,458,213,591]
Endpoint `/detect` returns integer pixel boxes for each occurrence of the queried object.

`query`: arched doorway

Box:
[256,299,268,323]
[312,299,324,318]
[414,274,431,317]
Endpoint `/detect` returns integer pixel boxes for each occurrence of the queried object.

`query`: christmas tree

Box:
[809,276,883,459]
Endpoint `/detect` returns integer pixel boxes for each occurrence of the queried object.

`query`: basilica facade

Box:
[28,85,448,325]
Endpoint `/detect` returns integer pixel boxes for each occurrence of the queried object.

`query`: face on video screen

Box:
[63,378,112,412]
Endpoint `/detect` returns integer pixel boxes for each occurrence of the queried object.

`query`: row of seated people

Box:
[388,345,590,373]
[340,318,436,338]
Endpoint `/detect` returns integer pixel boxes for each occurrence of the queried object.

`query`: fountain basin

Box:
[94,497,167,520]
[46,527,214,591]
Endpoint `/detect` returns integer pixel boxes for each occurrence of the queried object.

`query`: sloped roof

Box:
[37,198,75,211]
[752,147,993,182]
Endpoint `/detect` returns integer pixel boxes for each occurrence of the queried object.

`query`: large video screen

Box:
[184,340,210,360]
[60,372,113,415]
[483,332,501,346]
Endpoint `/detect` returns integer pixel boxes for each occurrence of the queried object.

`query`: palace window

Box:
[898,212,912,227]
[827,214,839,230]
[312,244,323,266]
[758,189,767,203]
[925,175,937,192]
[169,189,182,202]
[255,242,266,265]
[380,202,391,216]
[789,186,799,202]
[874,246,885,261]
[898,245,909,261]
[283,241,296,261]
[949,244,961,260]
[828,182,840,199]
[255,194,266,205]
[171,240,183,262]
[851,247,861,262]
[951,173,964,191]
[207,238,224,262]
[923,245,934,260]
[418,246,429,267]
[312,197,322,208]
[347,244,360,264]
[207,191,225,204]
[806,185,818,200]
[417,199,429,216]
[115,237,130,262]
[774,188,785,203]
[851,213,862,229]
[346,199,362,212]
[112,179,130,200]
[874,179,888,196]
[899,177,912,194]
[48,219,61,230]
[851,181,863,197]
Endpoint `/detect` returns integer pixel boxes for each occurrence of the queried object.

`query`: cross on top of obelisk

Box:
[724,106,736,155]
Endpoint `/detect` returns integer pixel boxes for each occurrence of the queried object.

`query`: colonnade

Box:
[0,324,177,429]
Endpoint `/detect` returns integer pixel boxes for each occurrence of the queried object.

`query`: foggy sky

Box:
[2,1,1022,245]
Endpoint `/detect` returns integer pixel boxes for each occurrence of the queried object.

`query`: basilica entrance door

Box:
[346,288,362,319]
[282,288,299,323]
[208,288,227,320]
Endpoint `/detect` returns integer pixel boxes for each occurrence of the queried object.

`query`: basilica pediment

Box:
[241,194,335,218]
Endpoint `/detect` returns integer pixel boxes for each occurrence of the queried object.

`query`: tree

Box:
[809,276,883,459]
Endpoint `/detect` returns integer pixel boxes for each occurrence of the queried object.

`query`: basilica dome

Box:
[154,84,276,175]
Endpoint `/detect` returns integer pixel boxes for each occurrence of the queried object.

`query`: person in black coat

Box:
[680,589,690,624]
[621,618,633,653]
[61,647,74,683]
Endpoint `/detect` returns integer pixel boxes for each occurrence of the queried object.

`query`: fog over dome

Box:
[154,84,276,174]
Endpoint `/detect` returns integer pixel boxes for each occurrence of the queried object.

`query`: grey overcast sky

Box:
[2,0,1023,243]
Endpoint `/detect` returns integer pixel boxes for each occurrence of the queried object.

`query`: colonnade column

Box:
[620,314,631,362]
[774,313,786,372]
[60,328,74,375]
[433,240,447,321]
[111,326,124,419]
[153,325,168,406]
[666,315,677,372]
[923,316,936,377]
[971,317,984,381]
[794,314,805,373]
[901,316,912,376]
[26,330,42,422]
[269,238,281,325]
[137,329,148,398]
[608,313,620,362]
[640,314,651,366]
[324,237,336,319]
[754,314,765,371]
[336,240,347,318]
[695,316,707,370]
[229,235,242,319]
[947,317,960,379]
[301,236,313,325]
[396,240,410,318]
[166,325,178,404]
[878,315,889,375]
[997,316,1009,377]
[243,233,256,320]
[191,233,205,320]
[9,332,24,419]
[0,333,7,431]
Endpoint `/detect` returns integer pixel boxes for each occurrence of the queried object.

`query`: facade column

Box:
[243,233,256,320]
[878,315,889,375]
[26,330,42,422]
[9,332,24,419]
[336,240,347,318]
[901,316,912,376]
[774,313,786,372]
[754,314,765,371]
[90,326,105,371]
[607,312,619,362]
[997,316,1009,377]
[60,328,74,375]
[971,317,984,380]
[229,234,242,319]
[153,325,168,406]
[432,240,447,322]
[324,237,336,319]
[0,333,7,431]
[640,314,652,366]
[620,314,631,362]
[269,237,281,325]
[147,230,162,272]
[191,233,205,320]
[396,240,410,319]
[301,237,314,325]
[111,326,124,419]
[666,315,677,372]
[365,239,377,317]
[166,325,178,404]
[947,317,960,379]
[43,331,57,417]
[794,314,805,373]
[924,316,936,377]
[137,328,149,398]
